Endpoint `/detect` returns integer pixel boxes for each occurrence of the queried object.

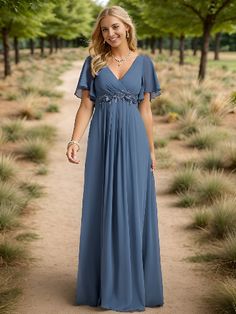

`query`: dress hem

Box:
[75,301,164,312]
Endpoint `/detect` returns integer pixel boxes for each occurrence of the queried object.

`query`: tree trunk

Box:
[49,36,53,54]
[145,38,149,50]
[55,36,58,52]
[30,39,34,55]
[198,20,212,82]
[59,38,63,50]
[214,32,221,60]
[169,33,174,56]
[192,37,198,56]
[179,33,185,65]
[14,36,20,64]
[158,36,163,54]
[150,36,156,55]
[138,39,144,49]
[40,37,45,56]
[2,27,11,77]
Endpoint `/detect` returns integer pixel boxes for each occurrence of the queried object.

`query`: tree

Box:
[143,0,236,80]
[180,0,236,81]
[0,0,52,76]
[43,0,93,54]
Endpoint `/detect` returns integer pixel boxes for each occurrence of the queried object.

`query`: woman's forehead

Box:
[100,15,122,27]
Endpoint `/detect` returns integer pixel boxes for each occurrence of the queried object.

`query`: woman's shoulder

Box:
[84,55,92,62]
[139,54,152,62]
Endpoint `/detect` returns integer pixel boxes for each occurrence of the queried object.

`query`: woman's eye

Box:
[102,25,119,32]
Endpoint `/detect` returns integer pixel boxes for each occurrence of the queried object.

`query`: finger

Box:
[68,154,80,164]
[67,149,80,164]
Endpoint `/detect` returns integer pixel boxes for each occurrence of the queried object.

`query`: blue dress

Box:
[74,54,164,312]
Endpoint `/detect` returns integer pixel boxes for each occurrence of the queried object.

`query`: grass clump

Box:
[177,108,204,135]
[168,165,200,194]
[151,95,176,116]
[201,149,225,170]
[0,284,22,314]
[45,103,60,112]
[0,182,28,214]
[25,124,57,143]
[35,164,48,175]
[208,197,236,239]
[18,181,45,199]
[205,277,236,314]
[154,137,168,149]
[191,208,212,229]
[191,195,236,239]
[0,129,7,145]
[1,119,26,143]
[187,125,229,150]
[19,106,43,120]
[0,203,20,231]
[19,138,49,164]
[0,154,18,182]
[176,190,197,208]
[0,240,29,267]
[207,94,235,126]
[195,170,235,205]
[221,141,236,171]
[191,233,236,274]
[155,147,173,169]
[38,89,63,98]
[15,232,40,242]
[174,169,235,208]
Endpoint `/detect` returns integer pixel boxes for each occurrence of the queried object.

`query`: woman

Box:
[66,5,164,312]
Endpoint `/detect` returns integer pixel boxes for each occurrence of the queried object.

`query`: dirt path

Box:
[16,60,211,314]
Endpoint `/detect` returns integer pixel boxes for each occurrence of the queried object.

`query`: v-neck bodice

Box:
[74,54,161,106]
[105,55,141,81]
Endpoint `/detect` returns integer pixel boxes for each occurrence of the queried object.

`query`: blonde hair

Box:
[88,5,138,77]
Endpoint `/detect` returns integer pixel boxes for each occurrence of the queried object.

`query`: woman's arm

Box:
[67,89,94,164]
[138,92,156,171]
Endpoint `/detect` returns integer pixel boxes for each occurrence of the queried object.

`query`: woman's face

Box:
[100,15,129,47]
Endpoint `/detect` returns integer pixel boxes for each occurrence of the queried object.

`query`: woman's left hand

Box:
[150,151,157,172]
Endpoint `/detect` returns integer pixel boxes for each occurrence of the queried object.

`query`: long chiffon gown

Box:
[74,53,164,312]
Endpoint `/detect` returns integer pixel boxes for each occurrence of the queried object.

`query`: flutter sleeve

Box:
[74,55,96,102]
[138,55,161,102]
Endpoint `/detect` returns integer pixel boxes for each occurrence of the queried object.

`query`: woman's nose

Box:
[108,28,115,36]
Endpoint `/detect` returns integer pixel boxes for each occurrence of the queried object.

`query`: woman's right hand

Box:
[66,144,80,164]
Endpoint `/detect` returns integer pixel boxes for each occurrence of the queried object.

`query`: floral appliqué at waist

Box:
[96,91,139,105]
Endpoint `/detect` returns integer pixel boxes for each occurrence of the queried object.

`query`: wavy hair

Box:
[87,5,138,77]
